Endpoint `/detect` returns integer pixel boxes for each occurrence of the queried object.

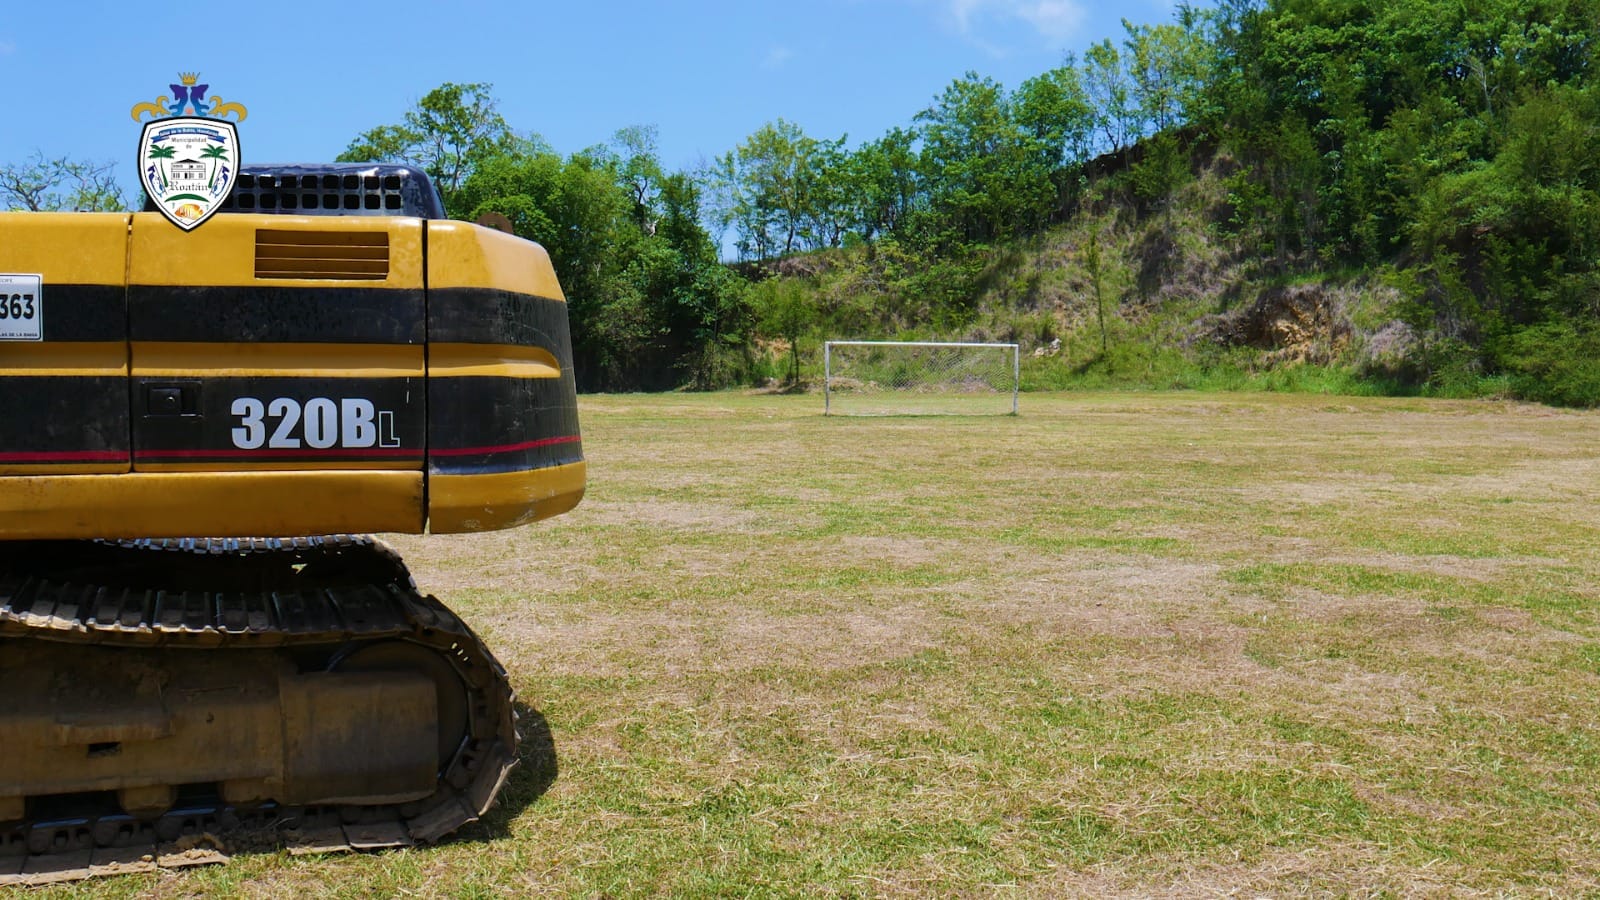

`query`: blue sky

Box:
[2,0,1185,202]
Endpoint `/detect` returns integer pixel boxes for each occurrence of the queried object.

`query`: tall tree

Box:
[845,127,923,243]
[916,72,1053,244]
[608,124,665,230]
[338,82,528,213]
[716,119,834,258]
[1014,60,1096,169]
[1121,18,1208,134]
[1082,40,1139,154]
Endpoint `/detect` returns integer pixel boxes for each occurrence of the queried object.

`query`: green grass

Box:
[42,390,1600,896]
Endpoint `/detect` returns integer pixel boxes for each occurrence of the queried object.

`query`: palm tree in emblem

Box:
[201,144,229,189]
[147,144,176,191]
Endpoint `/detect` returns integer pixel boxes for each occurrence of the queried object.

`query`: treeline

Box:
[338,87,747,390]
[333,0,1600,402]
[7,1,1587,399]
[333,15,1213,391]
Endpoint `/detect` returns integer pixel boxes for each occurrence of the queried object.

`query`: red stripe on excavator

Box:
[429,435,582,457]
[135,447,424,460]
[126,435,576,461]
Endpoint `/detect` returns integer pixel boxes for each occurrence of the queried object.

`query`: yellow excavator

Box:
[0,163,584,884]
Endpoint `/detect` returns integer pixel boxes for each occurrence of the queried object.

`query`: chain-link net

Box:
[824,342,1018,416]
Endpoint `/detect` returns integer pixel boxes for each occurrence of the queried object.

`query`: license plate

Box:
[0,274,42,341]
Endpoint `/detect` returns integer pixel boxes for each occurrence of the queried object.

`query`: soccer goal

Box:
[823,341,1020,416]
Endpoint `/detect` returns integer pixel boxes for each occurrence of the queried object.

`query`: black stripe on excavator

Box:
[26,285,124,343]
[0,376,129,462]
[129,286,425,344]
[133,376,425,465]
[427,288,574,353]
[427,376,582,475]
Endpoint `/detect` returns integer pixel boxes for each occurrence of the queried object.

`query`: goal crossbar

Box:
[824,341,1020,416]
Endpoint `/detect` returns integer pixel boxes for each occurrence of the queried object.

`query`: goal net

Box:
[824,341,1019,416]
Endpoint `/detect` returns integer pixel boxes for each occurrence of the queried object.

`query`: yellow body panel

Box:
[0,464,126,476]
[428,342,561,379]
[132,342,424,378]
[427,220,565,298]
[0,471,423,539]
[428,461,586,534]
[129,213,423,288]
[0,342,126,377]
[0,212,130,283]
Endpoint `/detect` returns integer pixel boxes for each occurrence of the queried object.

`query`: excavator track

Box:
[0,536,517,886]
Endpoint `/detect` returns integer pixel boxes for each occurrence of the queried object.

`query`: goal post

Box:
[823,341,1020,416]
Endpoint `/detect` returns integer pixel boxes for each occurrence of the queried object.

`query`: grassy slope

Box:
[50,392,1600,897]
[793,157,1418,399]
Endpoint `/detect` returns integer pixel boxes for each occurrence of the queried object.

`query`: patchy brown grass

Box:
[47,391,1600,897]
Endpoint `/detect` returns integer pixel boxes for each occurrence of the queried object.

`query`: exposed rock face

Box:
[1198,283,1352,363]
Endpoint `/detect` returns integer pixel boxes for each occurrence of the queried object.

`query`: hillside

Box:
[739,0,1600,407]
[760,144,1418,398]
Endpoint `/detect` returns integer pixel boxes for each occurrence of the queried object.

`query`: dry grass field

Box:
[43,391,1600,897]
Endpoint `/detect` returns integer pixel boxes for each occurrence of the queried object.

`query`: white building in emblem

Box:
[170,160,207,189]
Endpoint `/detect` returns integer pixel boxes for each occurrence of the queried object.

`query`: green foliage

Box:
[0,152,126,212]
[916,73,1056,245]
[752,278,818,385]
[338,82,531,213]
[1014,62,1096,170]
[712,119,851,259]
[1128,131,1190,211]
[330,93,668,394]
[1499,322,1600,408]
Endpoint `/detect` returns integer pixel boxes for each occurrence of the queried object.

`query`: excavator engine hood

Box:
[0,198,585,538]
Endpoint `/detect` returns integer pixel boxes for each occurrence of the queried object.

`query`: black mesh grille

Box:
[146,164,446,220]
[228,172,409,214]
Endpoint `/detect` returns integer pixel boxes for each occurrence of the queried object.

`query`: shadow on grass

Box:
[460,699,559,840]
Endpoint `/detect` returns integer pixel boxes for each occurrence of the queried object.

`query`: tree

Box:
[1014,61,1097,217]
[454,143,755,391]
[915,72,1054,244]
[608,125,665,230]
[0,153,127,212]
[656,172,754,388]
[802,135,853,249]
[1121,18,1207,135]
[1082,40,1138,154]
[1014,61,1096,170]
[715,119,830,259]
[1083,223,1112,355]
[146,145,175,192]
[338,82,526,214]
[752,276,814,385]
[844,127,923,243]
[201,144,229,189]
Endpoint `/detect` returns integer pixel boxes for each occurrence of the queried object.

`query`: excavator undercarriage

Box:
[0,538,517,885]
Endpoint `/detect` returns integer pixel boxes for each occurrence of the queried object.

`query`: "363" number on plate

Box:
[0,274,42,341]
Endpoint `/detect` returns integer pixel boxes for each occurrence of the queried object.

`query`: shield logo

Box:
[139,116,240,231]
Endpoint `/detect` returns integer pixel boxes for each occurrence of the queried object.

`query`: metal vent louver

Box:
[254,229,389,280]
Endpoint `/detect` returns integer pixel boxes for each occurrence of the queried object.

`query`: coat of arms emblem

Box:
[131,73,248,231]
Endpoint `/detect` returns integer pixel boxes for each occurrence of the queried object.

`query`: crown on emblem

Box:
[131,71,249,122]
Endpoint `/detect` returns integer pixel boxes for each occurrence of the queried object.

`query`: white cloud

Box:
[763,45,796,69]
[940,0,1087,45]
